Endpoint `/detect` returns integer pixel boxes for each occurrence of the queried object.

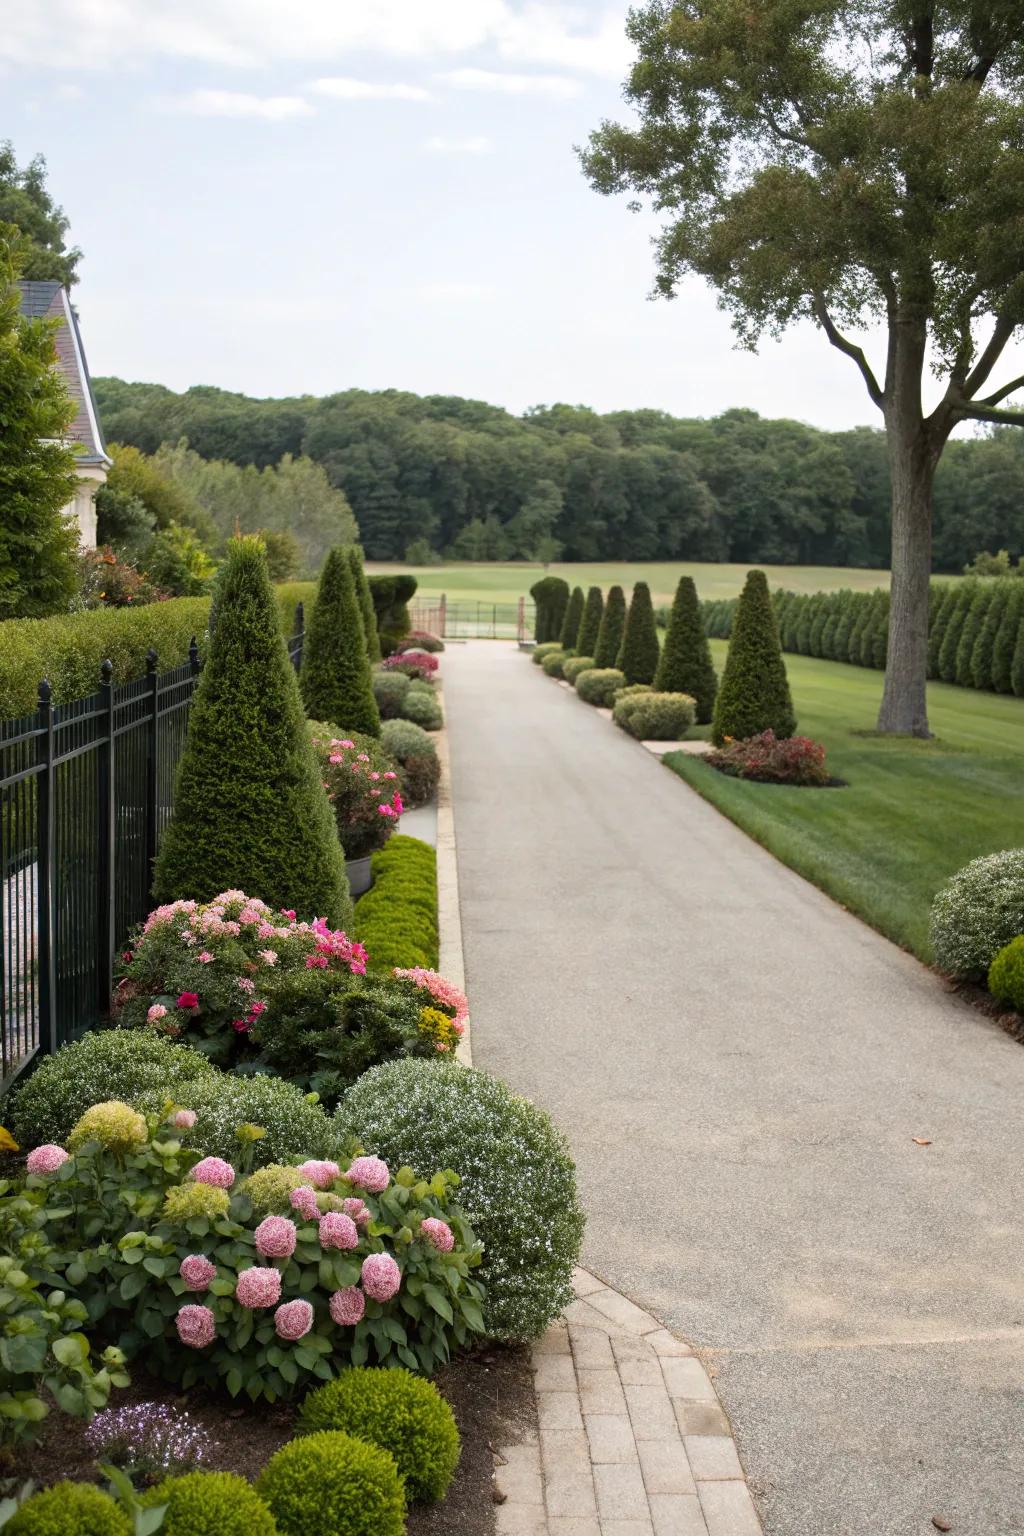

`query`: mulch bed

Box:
[704,761,849,788]
[1,1344,537,1536]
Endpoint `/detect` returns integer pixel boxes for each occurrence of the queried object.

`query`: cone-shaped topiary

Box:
[301,547,381,737]
[711,570,796,745]
[559,586,585,651]
[654,576,717,723]
[530,576,569,643]
[993,584,1024,693]
[576,586,604,656]
[593,584,626,667]
[153,536,350,925]
[616,582,660,685]
[348,545,382,663]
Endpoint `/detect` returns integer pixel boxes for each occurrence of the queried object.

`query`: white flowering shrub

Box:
[135,1072,338,1167]
[930,848,1024,977]
[336,1060,584,1341]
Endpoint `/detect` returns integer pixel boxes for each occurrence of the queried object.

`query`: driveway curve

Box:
[443,640,1024,1536]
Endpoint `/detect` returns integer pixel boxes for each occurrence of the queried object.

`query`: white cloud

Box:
[441,67,582,98]
[424,135,492,156]
[311,77,432,102]
[165,89,313,119]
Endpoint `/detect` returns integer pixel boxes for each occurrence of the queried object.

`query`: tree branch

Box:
[961,312,1017,399]
[953,402,1024,427]
[978,373,1024,408]
[811,294,884,409]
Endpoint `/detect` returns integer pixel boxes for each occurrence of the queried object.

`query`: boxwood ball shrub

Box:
[257,1431,405,1536]
[400,687,443,731]
[137,1069,339,1165]
[531,641,563,666]
[298,1366,460,1502]
[930,849,1024,977]
[562,655,596,686]
[379,719,440,808]
[337,1059,584,1340]
[140,1471,277,1536]
[354,836,438,972]
[613,691,696,741]
[712,569,796,746]
[152,537,350,925]
[540,650,568,678]
[576,667,625,707]
[300,547,381,738]
[4,1482,131,1536]
[989,935,1024,1012]
[6,1029,216,1148]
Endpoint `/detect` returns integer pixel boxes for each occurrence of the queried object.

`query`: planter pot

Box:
[346,855,373,898]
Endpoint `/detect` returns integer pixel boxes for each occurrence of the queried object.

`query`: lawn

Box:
[366,559,897,607]
[664,641,1024,962]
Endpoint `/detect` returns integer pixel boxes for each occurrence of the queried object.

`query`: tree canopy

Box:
[0,142,80,286]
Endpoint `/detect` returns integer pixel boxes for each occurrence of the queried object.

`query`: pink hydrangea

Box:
[255,1215,297,1258]
[345,1155,389,1194]
[319,1212,359,1251]
[147,1003,167,1023]
[179,1254,217,1292]
[190,1156,235,1189]
[361,1252,401,1301]
[26,1143,69,1175]
[329,1287,366,1326]
[274,1299,314,1341]
[290,1186,321,1221]
[176,1305,216,1348]
[297,1159,340,1189]
[343,1197,371,1227]
[236,1266,283,1308]
[420,1218,455,1253]
[172,1109,196,1129]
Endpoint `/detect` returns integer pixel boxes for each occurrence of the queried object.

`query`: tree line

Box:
[93,380,1024,574]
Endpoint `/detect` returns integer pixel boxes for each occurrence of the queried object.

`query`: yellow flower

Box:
[242,1163,306,1212]
[235,1122,267,1144]
[417,1006,458,1052]
[162,1182,231,1223]
[68,1101,147,1153]
[0,1127,19,1154]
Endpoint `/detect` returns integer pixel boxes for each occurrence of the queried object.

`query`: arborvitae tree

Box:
[954,585,995,688]
[711,570,796,745]
[819,604,839,661]
[845,594,871,665]
[858,591,884,668]
[992,585,1024,694]
[654,575,718,722]
[781,595,804,653]
[530,576,569,642]
[794,595,816,655]
[347,545,381,663]
[927,585,959,678]
[971,583,1009,691]
[809,596,830,657]
[594,584,626,666]
[832,592,857,662]
[559,586,585,651]
[869,593,890,670]
[576,585,604,655]
[300,547,381,737]
[153,537,350,924]
[938,584,976,682]
[616,581,661,685]
[1012,614,1024,698]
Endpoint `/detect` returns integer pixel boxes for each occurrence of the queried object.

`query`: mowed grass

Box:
[664,641,1024,962]
[366,560,896,606]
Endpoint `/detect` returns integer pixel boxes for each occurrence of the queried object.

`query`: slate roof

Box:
[17,280,110,466]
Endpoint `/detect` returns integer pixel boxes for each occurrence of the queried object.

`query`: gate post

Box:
[439,594,447,638]
[35,679,57,1057]
[96,660,116,1013]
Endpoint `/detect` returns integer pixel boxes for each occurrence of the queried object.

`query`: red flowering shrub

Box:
[706,730,831,786]
[380,652,438,682]
[398,630,444,654]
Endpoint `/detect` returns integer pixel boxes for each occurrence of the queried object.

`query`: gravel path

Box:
[444,640,1024,1536]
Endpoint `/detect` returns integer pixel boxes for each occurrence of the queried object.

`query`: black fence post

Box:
[35,679,57,1058]
[145,649,159,881]
[293,602,304,673]
[96,661,116,1013]
[189,636,200,676]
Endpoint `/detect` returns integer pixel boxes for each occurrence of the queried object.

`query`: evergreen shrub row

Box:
[353,836,439,972]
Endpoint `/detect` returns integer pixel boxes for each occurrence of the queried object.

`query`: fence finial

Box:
[189,636,200,673]
[100,659,113,686]
[146,649,158,673]
[295,600,305,634]
[38,677,52,706]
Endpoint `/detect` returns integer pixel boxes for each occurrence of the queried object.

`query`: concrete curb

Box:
[432,680,471,1067]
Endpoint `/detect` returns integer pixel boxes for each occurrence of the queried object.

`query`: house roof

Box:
[17,280,110,467]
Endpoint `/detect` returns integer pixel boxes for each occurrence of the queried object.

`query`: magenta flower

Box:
[329,1286,365,1326]
[420,1218,455,1253]
[232,1018,250,1033]
[319,1212,358,1251]
[297,1159,340,1189]
[172,1109,197,1129]
[176,992,199,1009]
[236,1266,283,1308]
[361,1252,401,1301]
[280,908,296,921]
[190,1156,235,1189]
[255,1215,297,1258]
[147,1003,167,1023]
[290,1186,320,1221]
[274,1299,314,1341]
[346,1155,389,1193]
[26,1143,69,1175]
[179,1255,217,1292]
[305,954,328,969]
[176,1305,216,1348]
[343,1197,371,1227]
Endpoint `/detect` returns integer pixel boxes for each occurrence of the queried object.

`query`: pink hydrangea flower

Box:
[176,1305,216,1348]
[26,1143,69,1175]
[361,1252,401,1301]
[346,1155,389,1194]
[236,1266,283,1308]
[172,1109,197,1129]
[305,954,329,969]
[319,1212,359,1251]
[176,992,199,1009]
[343,1197,371,1227]
[255,1215,297,1258]
[290,1186,321,1221]
[197,951,214,964]
[280,909,296,921]
[274,1299,314,1341]
[420,1218,455,1253]
[147,1003,167,1023]
[190,1156,235,1189]
[329,1286,365,1326]
[298,1159,340,1189]
[180,1254,217,1292]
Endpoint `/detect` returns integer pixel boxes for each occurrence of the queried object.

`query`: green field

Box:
[664,641,1024,962]
[366,560,896,606]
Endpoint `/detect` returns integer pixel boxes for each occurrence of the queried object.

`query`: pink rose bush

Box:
[308,725,404,859]
[380,650,438,681]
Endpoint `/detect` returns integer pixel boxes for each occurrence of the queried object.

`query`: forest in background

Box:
[93,379,1024,572]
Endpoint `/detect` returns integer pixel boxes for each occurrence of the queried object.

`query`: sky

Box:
[1,1,1010,434]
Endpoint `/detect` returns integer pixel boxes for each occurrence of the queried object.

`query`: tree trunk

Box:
[876,427,935,736]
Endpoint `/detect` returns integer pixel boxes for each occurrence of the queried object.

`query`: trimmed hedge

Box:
[353,835,439,971]
[401,687,443,731]
[593,585,626,668]
[532,642,564,665]
[370,574,418,656]
[613,691,696,740]
[530,577,570,643]
[379,718,440,807]
[930,848,1024,978]
[300,547,380,737]
[562,655,596,686]
[616,582,660,685]
[576,586,604,656]
[575,667,625,706]
[654,575,717,723]
[540,650,568,678]
[989,935,1024,1013]
[711,570,795,745]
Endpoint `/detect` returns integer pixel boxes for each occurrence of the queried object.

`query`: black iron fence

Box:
[0,614,306,1094]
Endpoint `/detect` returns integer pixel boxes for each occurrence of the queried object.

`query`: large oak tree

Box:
[580,2,1024,735]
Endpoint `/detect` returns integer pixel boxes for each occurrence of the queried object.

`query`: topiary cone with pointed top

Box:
[301,546,381,737]
[616,581,660,685]
[711,569,796,745]
[594,585,626,668]
[654,575,717,723]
